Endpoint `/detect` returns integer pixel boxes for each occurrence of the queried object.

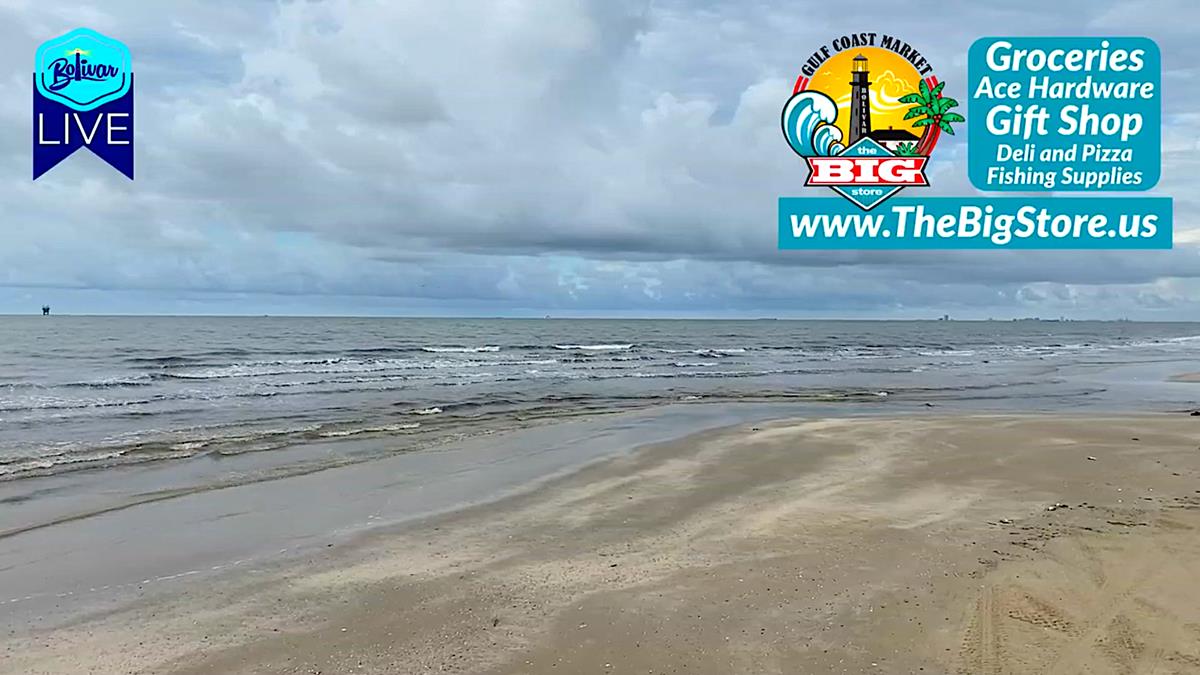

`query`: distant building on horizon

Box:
[868,127,920,153]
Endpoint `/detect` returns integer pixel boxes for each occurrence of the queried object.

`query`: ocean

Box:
[2,316,1199,483]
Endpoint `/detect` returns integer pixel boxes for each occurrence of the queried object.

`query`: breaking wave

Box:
[421,346,500,353]
[317,422,421,438]
[409,406,443,416]
[782,90,845,157]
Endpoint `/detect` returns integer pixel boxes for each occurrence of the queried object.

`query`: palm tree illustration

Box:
[898,80,964,156]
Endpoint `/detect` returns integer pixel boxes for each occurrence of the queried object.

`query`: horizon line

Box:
[0,313,1187,323]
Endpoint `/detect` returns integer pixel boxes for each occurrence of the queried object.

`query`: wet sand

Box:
[5,414,1200,674]
[0,402,851,630]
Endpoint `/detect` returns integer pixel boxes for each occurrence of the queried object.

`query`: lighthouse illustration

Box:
[848,54,872,145]
[782,34,965,210]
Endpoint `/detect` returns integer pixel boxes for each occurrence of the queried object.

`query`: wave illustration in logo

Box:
[781,90,845,158]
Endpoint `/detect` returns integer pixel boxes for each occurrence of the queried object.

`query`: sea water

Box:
[1,316,1198,482]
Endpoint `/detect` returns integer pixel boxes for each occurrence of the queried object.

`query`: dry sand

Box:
[5,414,1200,674]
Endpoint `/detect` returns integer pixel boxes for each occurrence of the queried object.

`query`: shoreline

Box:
[6,318,1200,490]
[4,411,1200,674]
[0,401,880,630]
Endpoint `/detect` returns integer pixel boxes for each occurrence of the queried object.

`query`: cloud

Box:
[0,0,1198,317]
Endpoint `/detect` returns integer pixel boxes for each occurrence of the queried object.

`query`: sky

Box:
[0,0,1197,319]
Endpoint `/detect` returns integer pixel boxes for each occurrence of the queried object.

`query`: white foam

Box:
[0,450,127,476]
[420,346,500,353]
[318,422,421,438]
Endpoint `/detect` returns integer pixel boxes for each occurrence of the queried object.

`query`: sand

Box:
[4,413,1200,674]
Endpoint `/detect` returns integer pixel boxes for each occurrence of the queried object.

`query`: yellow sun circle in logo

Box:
[806,47,925,149]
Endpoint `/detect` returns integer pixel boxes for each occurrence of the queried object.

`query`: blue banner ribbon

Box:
[33,74,134,180]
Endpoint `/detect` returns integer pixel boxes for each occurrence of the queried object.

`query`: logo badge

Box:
[782,34,962,210]
[33,28,134,179]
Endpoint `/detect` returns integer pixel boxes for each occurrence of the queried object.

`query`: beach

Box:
[5,412,1200,674]
[5,0,1198,671]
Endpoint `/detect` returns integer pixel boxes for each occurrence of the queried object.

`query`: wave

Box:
[0,421,340,478]
[694,348,746,357]
[409,406,443,416]
[317,422,421,438]
[123,349,255,366]
[0,396,158,413]
[782,90,845,157]
[916,349,977,357]
[0,371,1043,484]
[160,358,408,381]
[155,353,534,381]
[62,375,156,389]
[0,385,305,413]
[553,344,634,351]
[659,348,747,357]
[421,346,500,353]
[124,355,207,366]
[0,449,129,477]
[7,358,933,413]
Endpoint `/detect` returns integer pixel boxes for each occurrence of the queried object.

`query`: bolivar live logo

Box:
[33,28,134,180]
[782,33,962,210]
